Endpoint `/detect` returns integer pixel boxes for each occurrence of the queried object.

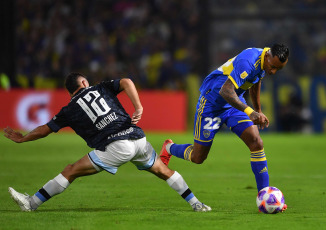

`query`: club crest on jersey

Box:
[240,71,248,79]
[203,130,211,138]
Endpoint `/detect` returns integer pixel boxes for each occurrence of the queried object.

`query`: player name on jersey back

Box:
[95,112,118,130]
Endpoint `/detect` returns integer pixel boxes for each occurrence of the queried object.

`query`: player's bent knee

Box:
[250,136,264,150]
[147,159,174,180]
[191,154,207,164]
[191,144,210,164]
[255,137,264,149]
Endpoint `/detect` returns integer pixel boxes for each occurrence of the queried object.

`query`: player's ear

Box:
[265,50,270,59]
[81,78,89,88]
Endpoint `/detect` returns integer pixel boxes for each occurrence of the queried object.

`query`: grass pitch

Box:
[1,132,326,230]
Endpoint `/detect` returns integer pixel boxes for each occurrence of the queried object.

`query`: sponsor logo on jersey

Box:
[108,127,134,140]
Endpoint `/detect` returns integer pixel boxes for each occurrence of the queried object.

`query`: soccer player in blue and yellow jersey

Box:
[5,73,211,212]
[160,44,289,209]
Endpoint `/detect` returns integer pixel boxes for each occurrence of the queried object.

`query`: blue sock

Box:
[170,144,193,161]
[250,149,269,192]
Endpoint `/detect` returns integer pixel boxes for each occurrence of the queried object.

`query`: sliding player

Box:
[5,73,211,212]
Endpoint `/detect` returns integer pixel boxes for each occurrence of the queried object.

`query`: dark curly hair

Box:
[271,43,289,63]
[65,72,87,94]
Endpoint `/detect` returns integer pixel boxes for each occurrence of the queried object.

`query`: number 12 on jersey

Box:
[76,90,111,123]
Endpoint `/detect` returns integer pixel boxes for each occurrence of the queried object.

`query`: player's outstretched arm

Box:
[119,78,143,124]
[4,125,53,143]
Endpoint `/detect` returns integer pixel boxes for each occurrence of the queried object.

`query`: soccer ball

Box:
[256,186,285,214]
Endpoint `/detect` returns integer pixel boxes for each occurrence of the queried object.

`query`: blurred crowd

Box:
[14,0,326,90]
[15,0,203,89]
[206,0,326,133]
[10,0,326,132]
[208,0,326,78]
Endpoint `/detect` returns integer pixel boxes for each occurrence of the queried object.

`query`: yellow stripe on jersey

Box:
[239,81,254,90]
[254,59,260,69]
[194,96,206,139]
[228,75,239,89]
[260,47,270,70]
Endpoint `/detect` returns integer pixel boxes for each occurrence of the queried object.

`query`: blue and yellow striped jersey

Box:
[199,47,270,110]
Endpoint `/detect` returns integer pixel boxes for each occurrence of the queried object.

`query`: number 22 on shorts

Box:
[203,117,221,130]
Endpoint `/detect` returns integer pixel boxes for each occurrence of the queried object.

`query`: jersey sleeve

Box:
[47,108,69,132]
[102,79,121,95]
[228,59,254,89]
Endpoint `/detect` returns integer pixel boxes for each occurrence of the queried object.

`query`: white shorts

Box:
[88,137,157,174]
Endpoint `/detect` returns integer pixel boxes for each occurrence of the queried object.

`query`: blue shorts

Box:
[193,95,254,146]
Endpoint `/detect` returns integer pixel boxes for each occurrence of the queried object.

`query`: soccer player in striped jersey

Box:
[5,73,211,212]
[160,44,289,211]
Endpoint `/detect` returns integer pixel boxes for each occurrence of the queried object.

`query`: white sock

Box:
[166,143,173,154]
[166,171,199,206]
[30,174,70,209]
[44,174,70,195]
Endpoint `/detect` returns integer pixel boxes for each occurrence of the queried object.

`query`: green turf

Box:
[1,132,326,230]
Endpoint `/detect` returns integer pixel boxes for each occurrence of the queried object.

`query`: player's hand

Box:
[131,108,143,124]
[3,126,24,143]
[249,111,269,130]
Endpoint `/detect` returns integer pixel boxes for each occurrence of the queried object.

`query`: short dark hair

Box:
[271,43,289,63]
[65,72,87,94]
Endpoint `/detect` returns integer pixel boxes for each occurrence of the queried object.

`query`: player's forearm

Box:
[4,125,52,143]
[249,81,262,112]
[219,79,248,112]
[120,78,143,111]
[20,125,52,142]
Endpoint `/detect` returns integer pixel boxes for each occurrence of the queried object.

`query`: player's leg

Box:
[132,138,211,212]
[230,115,287,211]
[161,140,211,164]
[226,108,268,192]
[147,157,211,212]
[160,96,219,165]
[240,125,269,192]
[61,154,100,183]
[240,125,263,151]
[9,154,99,211]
